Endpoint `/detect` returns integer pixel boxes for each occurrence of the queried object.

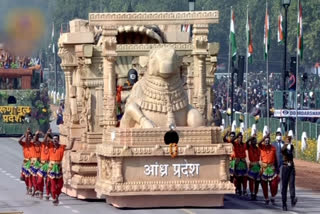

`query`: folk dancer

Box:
[246,131,261,201]
[232,132,248,196]
[258,135,279,205]
[223,131,236,185]
[29,131,42,196]
[37,129,52,200]
[48,135,75,205]
[281,135,298,211]
[18,129,32,194]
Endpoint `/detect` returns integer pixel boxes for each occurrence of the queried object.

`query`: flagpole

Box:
[52,21,58,96]
[245,5,249,137]
[267,49,270,128]
[266,1,270,128]
[295,0,300,158]
[227,6,232,126]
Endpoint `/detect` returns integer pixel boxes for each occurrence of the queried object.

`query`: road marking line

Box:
[10,137,19,141]
[180,209,196,214]
[15,178,20,181]
[3,170,6,173]
[72,210,79,213]
[6,173,11,176]
[10,175,15,179]
[63,205,71,209]
[60,202,64,204]
[20,181,25,184]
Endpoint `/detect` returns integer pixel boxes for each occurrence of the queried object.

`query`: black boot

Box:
[283,204,288,211]
[291,197,298,207]
[271,198,276,205]
[253,194,257,201]
[265,199,270,205]
[250,194,255,201]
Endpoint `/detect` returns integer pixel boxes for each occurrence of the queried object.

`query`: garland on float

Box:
[169,143,178,158]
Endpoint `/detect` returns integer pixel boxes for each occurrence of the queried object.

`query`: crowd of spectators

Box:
[0,48,40,69]
[213,71,320,120]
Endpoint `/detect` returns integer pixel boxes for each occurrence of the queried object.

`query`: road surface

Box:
[0,136,319,214]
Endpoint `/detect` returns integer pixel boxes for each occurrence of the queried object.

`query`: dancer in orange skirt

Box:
[18,128,32,194]
[246,132,261,201]
[258,134,279,205]
[37,129,52,199]
[48,135,75,205]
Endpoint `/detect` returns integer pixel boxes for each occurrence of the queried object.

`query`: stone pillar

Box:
[61,66,74,124]
[219,158,227,181]
[112,158,123,183]
[58,45,77,125]
[96,86,104,132]
[182,56,193,104]
[192,24,209,121]
[101,26,118,130]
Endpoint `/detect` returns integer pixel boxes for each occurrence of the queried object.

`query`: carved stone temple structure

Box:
[58,10,233,207]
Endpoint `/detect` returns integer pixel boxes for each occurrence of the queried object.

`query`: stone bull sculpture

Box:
[120,47,204,128]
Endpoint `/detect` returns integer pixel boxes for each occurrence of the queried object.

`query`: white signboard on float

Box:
[274,109,320,118]
[144,160,200,178]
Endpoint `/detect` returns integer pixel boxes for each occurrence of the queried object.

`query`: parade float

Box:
[0,46,51,135]
[58,10,234,207]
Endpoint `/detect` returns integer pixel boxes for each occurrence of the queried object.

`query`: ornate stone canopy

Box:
[89,11,219,26]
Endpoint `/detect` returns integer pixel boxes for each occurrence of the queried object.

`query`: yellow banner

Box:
[0,106,31,123]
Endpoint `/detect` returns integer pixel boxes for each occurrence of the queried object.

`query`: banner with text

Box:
[274,109,320,118]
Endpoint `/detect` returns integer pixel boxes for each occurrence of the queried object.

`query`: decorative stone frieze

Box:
[96,144,232,157]
[96,180,234,195]
[71,152,97,164]
[89,11,219,26]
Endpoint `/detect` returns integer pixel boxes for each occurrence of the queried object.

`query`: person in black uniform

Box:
[281,135,298,211]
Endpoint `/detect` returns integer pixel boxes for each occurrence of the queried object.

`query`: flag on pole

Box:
[230,8,237,62]
[297,0,303,60]
[181,24,191,33]
[278,12,284,44]
[60,24,63,35]
[264,3,269,60]
[246,10,253,64]
[51,22,55,54]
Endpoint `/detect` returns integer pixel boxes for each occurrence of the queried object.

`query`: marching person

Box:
[18,128,32,194]
[246,130,261,201]
[37,129,52,200]
[48,135,75,205]
[272,129,284,189]
[258,134,279,205]
[212,105,222,127]
[223,130,236,185]
[281,135,298,211]
[288,70,296,109]
[29,131,42,196]
[231,132,248,196]
[56,103,64,125]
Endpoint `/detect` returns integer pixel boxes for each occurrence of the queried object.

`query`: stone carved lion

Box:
[120,47,204,128]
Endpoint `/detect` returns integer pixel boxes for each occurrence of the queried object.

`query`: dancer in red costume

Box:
[37,129,52,199]
[232,132,248,196]
[18,128,32,194]
[246,132,261,201]
[258,134,279,205]
[47,135,75,205]
[223,131,236,185]
[29,131,42,196]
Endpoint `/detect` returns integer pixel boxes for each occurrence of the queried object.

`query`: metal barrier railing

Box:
[222,111,320,140]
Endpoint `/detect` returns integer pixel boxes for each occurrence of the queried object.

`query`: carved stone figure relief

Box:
[120,47,204,128]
